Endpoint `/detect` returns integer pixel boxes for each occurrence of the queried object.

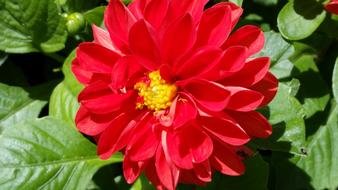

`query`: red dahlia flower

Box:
[72,0,278,189]
[325,0,338,14]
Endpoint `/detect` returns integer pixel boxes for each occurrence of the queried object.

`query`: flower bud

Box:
[66,12,85,35]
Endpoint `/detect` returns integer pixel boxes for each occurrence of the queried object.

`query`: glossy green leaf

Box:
[272,105,338,190]
[0,83,48,133]
[0,0,67,53]
[0,117,123,190]
[198,154,269,190]
[50,50,82,126]
[258,31,295,79]
[277,0,326,40]
[62,50,83,96]
[49,82,79,127]
[267,82,305,124]
[295,106,338,189]
[333,57,338,104]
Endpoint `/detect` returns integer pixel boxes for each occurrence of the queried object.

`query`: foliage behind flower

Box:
[72,0,278,189]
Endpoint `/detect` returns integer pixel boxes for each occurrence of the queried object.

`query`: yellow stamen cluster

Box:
[134,71,177,111]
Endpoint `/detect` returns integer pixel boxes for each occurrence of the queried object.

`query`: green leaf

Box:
[198,154,269,190]
[0,83,48,133]
[228,0,243,6]
[293,54,330,118]
[253,0,278,6]
[84,6,106,27]
[295,106,338,189]
[0,0,68,53]
[0,117,123,190]
[272,105,338,190]
[254,82,306,155]
[333,57,338,104]
[258,31,295,79]
[49,82,79,127]
[62,50,83,96]
[267,82,305,124]
[277,0,326,40]
[50,50,82,126]
[254,117,306,155]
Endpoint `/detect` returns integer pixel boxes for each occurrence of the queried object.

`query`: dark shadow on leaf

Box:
[255,107,294,154]
[270,152,315,190]
[305,101,331,139]
[253,121,293,153]
[91,163,131,190]
[293,0,324,20]
[295,70,329,100]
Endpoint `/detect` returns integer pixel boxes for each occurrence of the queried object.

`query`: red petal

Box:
[167,125,213,169]
[75,106,114,136]
[251,72,278,107]
[97,112,140,159]
[224,87,264,112]
[222,25,264,56]
[129,20,160,68]
[166,130,193,169]
[168,0,209,23]
[173,93,198,128]
[128,0,148,19]
[158,93,197,128]
[79,80,134,114]
[159,64,174,83]
[72,59,92,84]
[182,79,231,112]
[210,142,245,176]
[214,2,243,29]
[325,0,338,14]
[179,169,206,186]
[127,117,160,161]
[144,0,169,28]
[123,157,145,184]
[76,42,120,73]
[145,162,166,190]
[227,111,272,138]
[202,46,247,81]
[92,25,116,52]
[193,160,212,182]
[221,57,271,88]
[175,47,222,80]
[105,0,136,52]
[161,14,196,66]
[110,56,144,92]
[155,146,180,190]
[199,114,250,146]
[195,5,232,47]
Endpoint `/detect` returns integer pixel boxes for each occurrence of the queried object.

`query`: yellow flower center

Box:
[134,70,177,111]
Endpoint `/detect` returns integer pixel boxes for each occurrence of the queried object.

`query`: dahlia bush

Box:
[0,0,338,190]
